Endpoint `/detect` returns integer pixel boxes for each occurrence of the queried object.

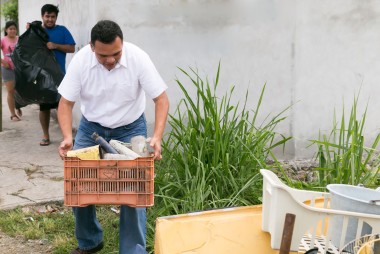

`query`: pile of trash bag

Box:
[11,21,63,107]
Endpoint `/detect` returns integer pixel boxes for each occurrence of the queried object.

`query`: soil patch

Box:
[0,230,53,254]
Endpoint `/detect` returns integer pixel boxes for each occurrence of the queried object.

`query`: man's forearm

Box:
[57,98,74,141]
[57,44,75,53]
[48,42,75,53]
[153,91,169,140]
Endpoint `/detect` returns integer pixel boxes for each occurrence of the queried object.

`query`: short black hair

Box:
[41,4,59,16]
[4,20,17,36]
[91,20,123,45]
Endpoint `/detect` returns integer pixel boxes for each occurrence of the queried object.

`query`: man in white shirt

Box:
[57,20,169,254]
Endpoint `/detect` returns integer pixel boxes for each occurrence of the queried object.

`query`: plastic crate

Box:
[64,156,154,207]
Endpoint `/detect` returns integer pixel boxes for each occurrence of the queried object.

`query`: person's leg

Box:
[119,207,147,254]
[16,107,22,117]
[72,206,103,250]
[4,80,18,120]
[39,102,59,145]
[1,68,18,121]
[72,117,105,250]
[39,109,50,142]
[111,114,148,254]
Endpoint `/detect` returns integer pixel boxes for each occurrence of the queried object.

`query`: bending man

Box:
[57,20,169,254]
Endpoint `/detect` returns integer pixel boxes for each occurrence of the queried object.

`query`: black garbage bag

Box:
[11,21,63,107]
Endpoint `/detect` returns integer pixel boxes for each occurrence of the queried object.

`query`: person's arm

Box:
[1,58,10,68]
[0,40,10,68]
[46,42,75,53]
[150,91,169,160]
[57,96,75,159]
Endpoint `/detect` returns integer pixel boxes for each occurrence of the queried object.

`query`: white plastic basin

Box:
[327,184,380,246]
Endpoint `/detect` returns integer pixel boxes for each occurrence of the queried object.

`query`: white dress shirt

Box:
[58,42,167,128]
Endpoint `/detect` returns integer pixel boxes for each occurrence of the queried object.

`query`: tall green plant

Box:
[1,0,18,22]
[310,95,380,187]
[154,63,291,215]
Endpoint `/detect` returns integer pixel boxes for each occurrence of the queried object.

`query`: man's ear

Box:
[90,43,95,52]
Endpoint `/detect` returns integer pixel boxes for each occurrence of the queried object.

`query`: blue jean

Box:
[73,114,148,254]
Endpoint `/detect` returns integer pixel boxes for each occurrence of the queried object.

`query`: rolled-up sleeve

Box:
[58,50,82,102]
[138,51,167,99]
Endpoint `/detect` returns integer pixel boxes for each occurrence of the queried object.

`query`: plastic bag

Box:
[11,21,63,106]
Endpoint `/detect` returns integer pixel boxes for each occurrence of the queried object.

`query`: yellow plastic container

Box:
[154,205,298,254]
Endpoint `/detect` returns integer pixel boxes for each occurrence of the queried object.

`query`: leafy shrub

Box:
[153,63,291,215]
[1,0,18,22]
[311,94,380,187]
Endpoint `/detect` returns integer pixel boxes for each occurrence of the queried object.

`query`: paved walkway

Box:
[0,86,64,209]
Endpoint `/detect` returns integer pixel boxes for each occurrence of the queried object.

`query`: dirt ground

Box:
[0,203,71,254]
[0,230,53,254]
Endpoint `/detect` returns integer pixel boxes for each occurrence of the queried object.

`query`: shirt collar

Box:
[118,47,127,68]
[90,44,128,69]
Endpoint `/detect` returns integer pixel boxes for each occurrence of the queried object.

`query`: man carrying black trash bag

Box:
[12,4,75,146]
[11,20,64,109]
[37,4,75,146]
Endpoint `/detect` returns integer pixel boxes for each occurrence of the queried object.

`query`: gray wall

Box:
[18,0,380,159]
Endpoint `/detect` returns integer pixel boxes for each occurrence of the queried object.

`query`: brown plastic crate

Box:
[64,156,154,207]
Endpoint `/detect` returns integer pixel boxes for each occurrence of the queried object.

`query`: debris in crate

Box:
[103,153,139,160]
[131,135,149,156]
[66,133,152,160]
[92,132,118,154]
[67,145,100,160]
[111,140,132,149]
[145,137,154,154]
[109,139,140,159]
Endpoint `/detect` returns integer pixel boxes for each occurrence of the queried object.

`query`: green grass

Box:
[0,204,123,253]
[152,63,291,215]
[0,204,75,253]
[310,93,380,188]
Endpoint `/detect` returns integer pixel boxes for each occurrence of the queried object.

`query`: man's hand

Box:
[149,136,162,160]
[151,91,169,160]
[57,97,75,159]
[47,43,75,53]
[47,42,57,50]
[59,139,73,159]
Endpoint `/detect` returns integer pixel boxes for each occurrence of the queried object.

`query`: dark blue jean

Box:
[73,114,148,254]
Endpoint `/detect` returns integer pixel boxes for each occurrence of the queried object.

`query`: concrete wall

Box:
[17,0,380,159]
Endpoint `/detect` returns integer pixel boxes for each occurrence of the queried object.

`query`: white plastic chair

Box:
[260,169,380,253]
